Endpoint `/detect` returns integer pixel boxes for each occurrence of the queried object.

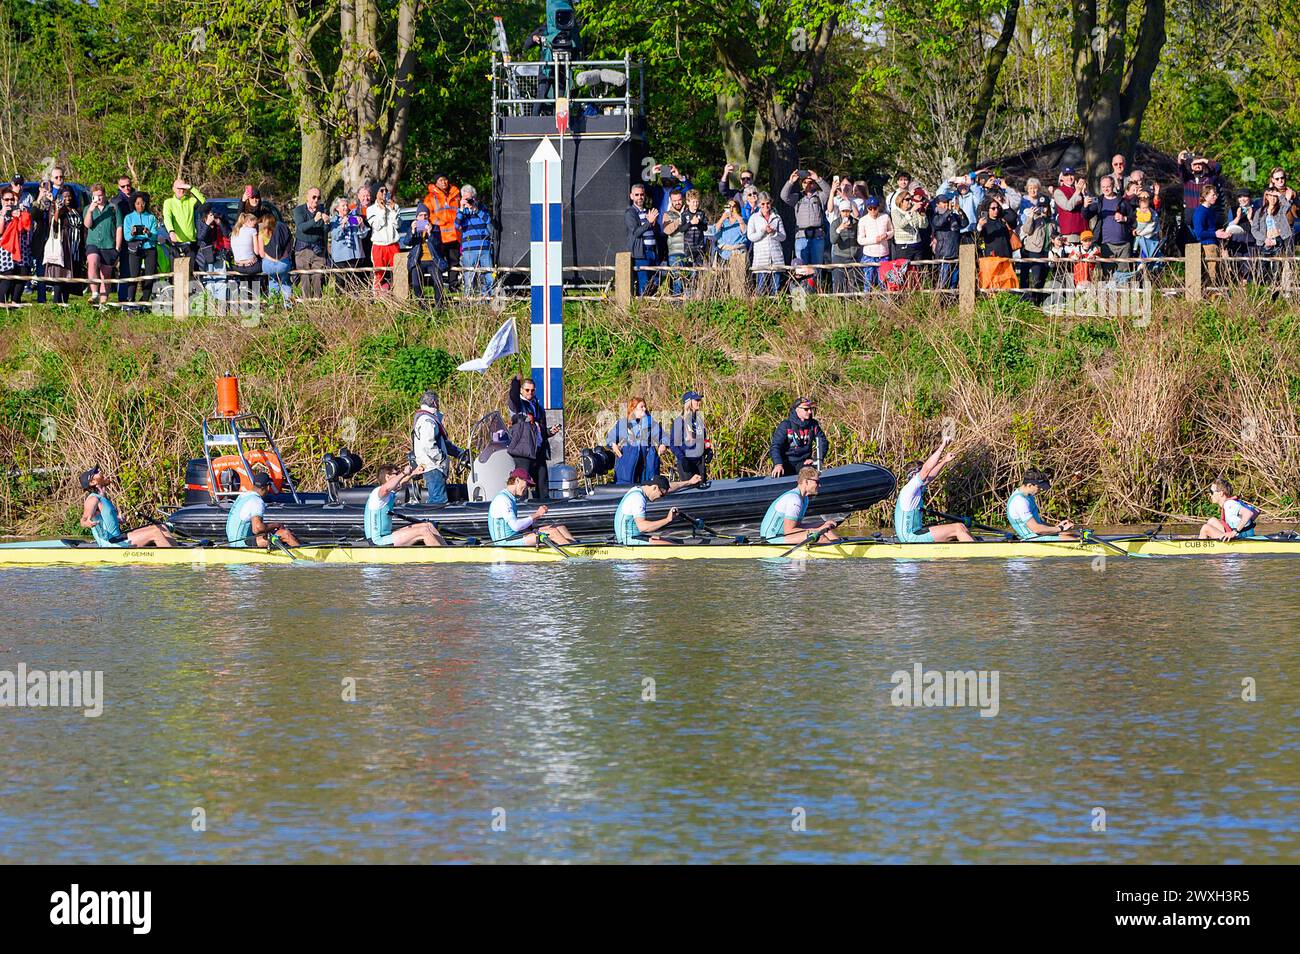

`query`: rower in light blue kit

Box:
[1200,478,1261,540]
[225,470,302,547]
[1005,469,1080,541]
[489,468,577,546]
[365,464,447,547]
[79,465,177,548]
[614,476,680,545]
[760,465,841,545]
[893,435,974,543]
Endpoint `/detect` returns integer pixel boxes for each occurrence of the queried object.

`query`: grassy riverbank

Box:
[2,292,1298,537]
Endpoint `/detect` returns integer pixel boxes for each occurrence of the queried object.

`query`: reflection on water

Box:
[0,557,1297,863]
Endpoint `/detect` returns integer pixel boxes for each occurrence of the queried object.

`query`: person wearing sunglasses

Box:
[759,466,841,545]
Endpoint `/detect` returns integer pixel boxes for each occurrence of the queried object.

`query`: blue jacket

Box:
[605,415,664,485]
[329,213,369,263]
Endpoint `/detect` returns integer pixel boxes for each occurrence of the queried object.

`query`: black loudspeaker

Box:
[491,117,647,284]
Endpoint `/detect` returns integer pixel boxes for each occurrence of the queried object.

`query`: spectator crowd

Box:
[624,151,1300,298]
[0,168,495,309]
[2,149,1298,310]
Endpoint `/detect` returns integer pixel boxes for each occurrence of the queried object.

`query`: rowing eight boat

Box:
[1,535,1298,566]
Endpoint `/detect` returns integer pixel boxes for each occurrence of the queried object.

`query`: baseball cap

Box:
[865,196,880,208]
[508,467,535,485]
[936,192,954,203]
[79,465,101,490]
[795,396,817,410]
[252,471,273,490]
[682,389,703,403]
[1061,167,1076,176]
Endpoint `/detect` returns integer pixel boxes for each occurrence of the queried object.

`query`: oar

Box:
[1079,527,1148,559]
[536,530,572,558]
[922,507,1010,537]
[673,509,725,539]
[780,518,847,558]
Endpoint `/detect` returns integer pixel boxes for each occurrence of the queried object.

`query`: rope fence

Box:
[0,244,1296,315]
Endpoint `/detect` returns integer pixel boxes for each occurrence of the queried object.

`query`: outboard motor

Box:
[550,463,581,499]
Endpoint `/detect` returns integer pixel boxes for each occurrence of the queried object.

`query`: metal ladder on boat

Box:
[201,413,303,504]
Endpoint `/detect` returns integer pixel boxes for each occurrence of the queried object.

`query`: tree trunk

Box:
[717,91,748,168]
[300,122,341,202]
[961,0,1021,168]
[1073,0,1165,187]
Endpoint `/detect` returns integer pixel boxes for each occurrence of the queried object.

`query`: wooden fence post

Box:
[392,251,410,300]
[958,243,976,316]
[1184,243,1202,302]
[614,251,633,310]
[728,253,748,296]
[172,256,191,319]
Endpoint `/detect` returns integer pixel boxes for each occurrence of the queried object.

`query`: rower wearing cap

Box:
[760,465,841,545]
[1200,478,1261,540]
[769,396,828,477]
[489,468,577,546]
[365,464,446,547]
[614,475,684,546]
[1005,469,1080,541]
[894,437,974,543]
[225,470,302,547]
[79,465,177,548]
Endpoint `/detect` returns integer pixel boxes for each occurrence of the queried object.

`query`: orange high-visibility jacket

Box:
[423,183,461,244]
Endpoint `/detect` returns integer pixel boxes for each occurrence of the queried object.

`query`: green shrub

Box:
[379,345,457,396]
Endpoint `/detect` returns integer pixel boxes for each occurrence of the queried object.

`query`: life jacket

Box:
[1006,490,1042,540]
[364,488,395,544]
[423,184,461,244]
[614,488,649,545]
[760,489,808,542]
[781,424,817,464]
[225,490,263,544]
[489,489,519,543]
[88,492,124,547]
[1222,497,1260,534]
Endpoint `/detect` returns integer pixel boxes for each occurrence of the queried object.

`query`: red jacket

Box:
[0,208,33,262]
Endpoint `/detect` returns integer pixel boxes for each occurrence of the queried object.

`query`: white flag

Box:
[457,317,518,373]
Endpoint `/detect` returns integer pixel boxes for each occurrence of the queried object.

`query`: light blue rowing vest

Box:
[893,478,925,539]
[225,491,262,544]
[761,489,808,541]
[365,489,395,545]
[1007,490,1043,540]
[89,492,126,547]
[615,488,649,545]
[490,490,518,543]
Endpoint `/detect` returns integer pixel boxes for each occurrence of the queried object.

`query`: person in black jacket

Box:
[930,194,968,288]
[625,183,659,296]
[769,397,829,477]
[401,210,446,308]
[507,374,559,499]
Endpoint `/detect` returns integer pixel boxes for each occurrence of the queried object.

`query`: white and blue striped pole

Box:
[528,137,564,468]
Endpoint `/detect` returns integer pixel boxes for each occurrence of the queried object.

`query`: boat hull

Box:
[3,535,1299,566]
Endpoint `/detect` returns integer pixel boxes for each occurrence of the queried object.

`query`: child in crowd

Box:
[1133,191,1162,271]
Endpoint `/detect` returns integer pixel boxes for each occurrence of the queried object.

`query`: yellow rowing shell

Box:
[1,536,1298,566]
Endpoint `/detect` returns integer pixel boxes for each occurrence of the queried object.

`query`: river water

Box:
[1,555,1296,864]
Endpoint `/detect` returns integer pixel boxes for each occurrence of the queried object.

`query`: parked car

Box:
[396,205,420,245]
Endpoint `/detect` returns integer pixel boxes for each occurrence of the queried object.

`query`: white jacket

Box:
[412,405,447,472]
[366,203,401,246]
[746,210,786,269]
